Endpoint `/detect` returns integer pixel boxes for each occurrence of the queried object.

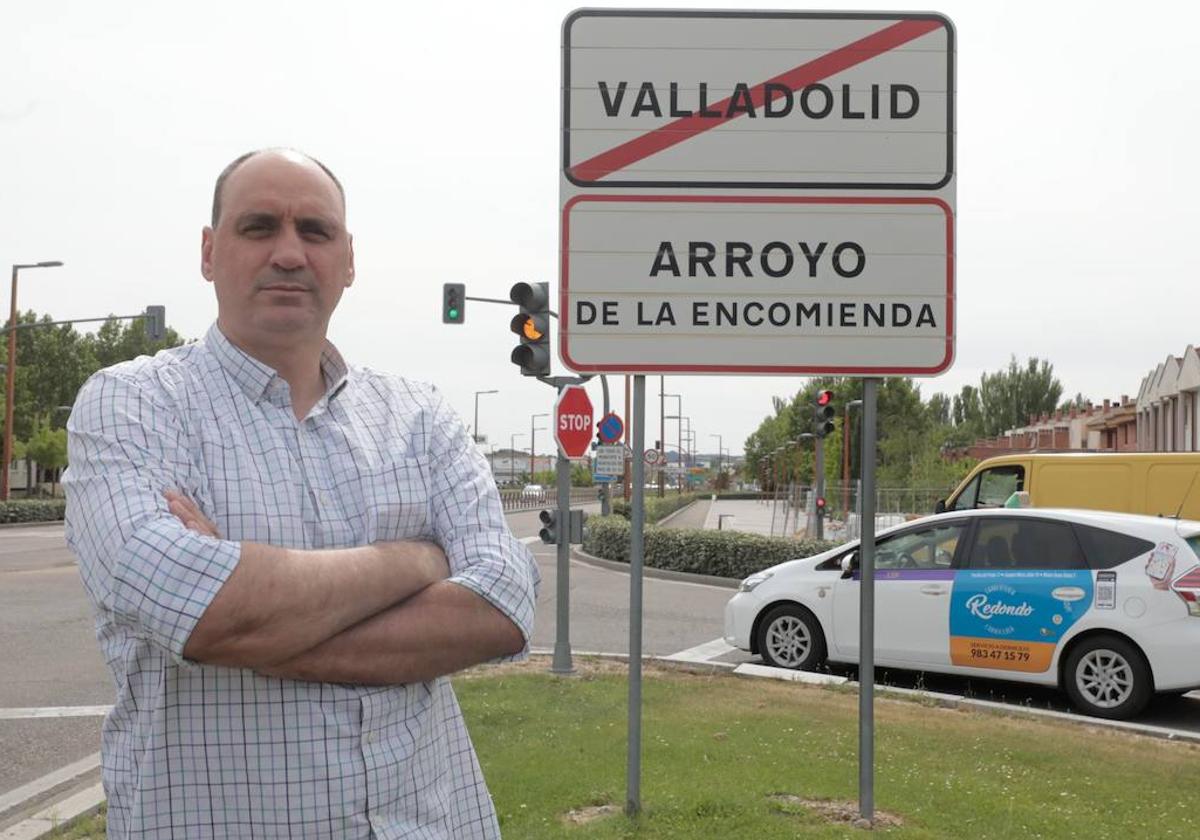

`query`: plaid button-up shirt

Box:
[63,323,538,839]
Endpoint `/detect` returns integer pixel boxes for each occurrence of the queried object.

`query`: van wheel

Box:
[1063,636,1152,719]
[756,605,826,671]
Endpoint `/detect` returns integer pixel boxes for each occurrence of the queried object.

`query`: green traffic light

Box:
[448,308,460,320]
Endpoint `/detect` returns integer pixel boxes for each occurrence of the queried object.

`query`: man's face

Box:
[201,152,354,349]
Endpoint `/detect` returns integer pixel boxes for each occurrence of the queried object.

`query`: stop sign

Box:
[554,385,594,459]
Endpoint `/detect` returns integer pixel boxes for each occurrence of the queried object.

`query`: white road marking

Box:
[0,782,105,840]
[662,638,739,664]
[0,706,112,721]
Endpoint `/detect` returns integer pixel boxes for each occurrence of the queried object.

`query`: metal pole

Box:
[599,375,611,517]
[624,376,631,501]
[658,376,665,497]
[2,267,18,501]
[815,438,825,540]
[627,374,646,816]
[859,378,879,823]
[530,415,536,480]
[551,434,574,674]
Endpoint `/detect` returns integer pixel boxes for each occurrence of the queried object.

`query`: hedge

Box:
[582,514,837,580]
[611,493,699,524]
[0,499,66,523]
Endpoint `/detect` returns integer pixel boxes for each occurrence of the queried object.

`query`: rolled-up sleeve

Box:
[63,371,242,666]
[426,390,539,657]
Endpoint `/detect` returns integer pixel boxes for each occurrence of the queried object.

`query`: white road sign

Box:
[562,195,952,374]
[563,11,952,188]
[594,443,626,476]
[558,10,956,377]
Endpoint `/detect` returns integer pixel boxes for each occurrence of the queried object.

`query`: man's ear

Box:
[345,233,355,288]
[201,227,215,282]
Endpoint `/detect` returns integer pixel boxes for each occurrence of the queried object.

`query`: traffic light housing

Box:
[813,389,835,438]
[539,509,557,544]
[144,305,165,341]
[509,281,551,377]
[442,283,465,324]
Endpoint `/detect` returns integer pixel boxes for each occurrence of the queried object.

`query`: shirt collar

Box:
[206,323,350,407]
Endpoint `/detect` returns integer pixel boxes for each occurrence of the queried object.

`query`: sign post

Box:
[559,9,955,823]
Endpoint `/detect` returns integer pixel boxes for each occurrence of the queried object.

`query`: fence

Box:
[759,481,955,540]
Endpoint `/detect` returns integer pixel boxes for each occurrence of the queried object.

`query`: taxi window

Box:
[968,518,1086,570]
[1073,524,1155,570]
[875,523,966,570]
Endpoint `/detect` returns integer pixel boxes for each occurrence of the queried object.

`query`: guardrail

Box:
[499,487,604,513]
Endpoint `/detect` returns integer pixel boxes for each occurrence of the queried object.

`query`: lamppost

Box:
[710,433,723,480]
[663,393,682,493]
[509,432,525,486]
[473,389,498,445]
[530,413,548,480]
[3,261,64,501]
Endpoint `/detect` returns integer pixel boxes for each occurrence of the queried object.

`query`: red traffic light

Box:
[816,496,827,509]
[816,389,833,407]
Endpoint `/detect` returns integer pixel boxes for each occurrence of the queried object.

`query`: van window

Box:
[955,466,1025,510]
[968,518,1086,570]
[1073,524,1155,570]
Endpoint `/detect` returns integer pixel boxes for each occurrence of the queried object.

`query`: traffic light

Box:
[815,496,827,518]
[144,305,165,341]
[442,283,465,324]
[813,389,835,438]
[539,509,558,544]
[509,281,551,376]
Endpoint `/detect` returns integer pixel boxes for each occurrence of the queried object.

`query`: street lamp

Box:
[509,432,525,486]
[3,260,64,501]
[473,389,498,445]
[530,412,549,480]
[710,433,723,478]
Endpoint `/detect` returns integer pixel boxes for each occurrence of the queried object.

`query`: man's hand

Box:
[164,490,222,539]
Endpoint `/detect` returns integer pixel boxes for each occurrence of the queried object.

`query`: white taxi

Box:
[724,508,1200,719]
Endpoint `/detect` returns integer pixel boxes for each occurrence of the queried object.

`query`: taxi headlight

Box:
[739,571,773,592]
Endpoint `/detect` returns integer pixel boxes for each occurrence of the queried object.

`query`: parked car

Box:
[724,508,1200,719]
[936,452,1200,519]
[521,484,545,498]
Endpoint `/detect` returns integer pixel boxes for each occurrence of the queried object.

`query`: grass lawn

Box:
[46,659,1200,838]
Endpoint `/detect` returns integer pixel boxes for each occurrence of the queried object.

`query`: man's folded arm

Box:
[64,371,448,670]
[260,388,539,684]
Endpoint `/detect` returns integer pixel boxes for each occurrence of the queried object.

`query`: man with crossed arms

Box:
[64,148,538,839]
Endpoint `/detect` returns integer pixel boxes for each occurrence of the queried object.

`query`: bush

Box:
[0,499,66,523]
[583,515,836,580]
[611,493,699,524]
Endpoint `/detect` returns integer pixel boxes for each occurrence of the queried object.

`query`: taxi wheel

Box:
[756,605,826,671]
[1063,636,1152,720]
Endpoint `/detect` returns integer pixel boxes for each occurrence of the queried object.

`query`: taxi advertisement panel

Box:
[949,570,1094,672]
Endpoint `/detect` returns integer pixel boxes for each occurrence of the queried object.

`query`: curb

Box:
[0,521,63,531]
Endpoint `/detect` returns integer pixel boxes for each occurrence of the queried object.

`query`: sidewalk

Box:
[700,498,909,540]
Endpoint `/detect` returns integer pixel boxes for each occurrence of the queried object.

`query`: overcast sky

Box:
[4,1,1195,458]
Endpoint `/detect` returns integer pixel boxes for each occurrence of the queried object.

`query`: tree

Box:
[25,422,68,495]
[927,392,951,425]
[978,356,1064,437]
[1059,392,1091,413]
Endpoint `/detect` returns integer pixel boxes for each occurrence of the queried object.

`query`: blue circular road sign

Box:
[598,412,624,443]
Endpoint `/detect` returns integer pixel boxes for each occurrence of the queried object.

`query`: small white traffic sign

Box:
[643,449,664,466]
[594,443,625,476]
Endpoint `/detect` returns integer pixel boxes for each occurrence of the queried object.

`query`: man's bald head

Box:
[211,148,346,227]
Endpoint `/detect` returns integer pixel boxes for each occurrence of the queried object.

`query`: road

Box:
[4,511,1199,823]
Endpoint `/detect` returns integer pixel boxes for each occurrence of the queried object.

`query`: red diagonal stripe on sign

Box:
[569,17,943,182]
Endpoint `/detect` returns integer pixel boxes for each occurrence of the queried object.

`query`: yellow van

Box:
[936,453,1200,519]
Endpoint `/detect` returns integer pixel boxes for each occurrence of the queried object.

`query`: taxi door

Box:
[831,520,970,666]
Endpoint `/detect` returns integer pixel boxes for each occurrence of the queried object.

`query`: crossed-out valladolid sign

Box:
[559,10,956,376]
